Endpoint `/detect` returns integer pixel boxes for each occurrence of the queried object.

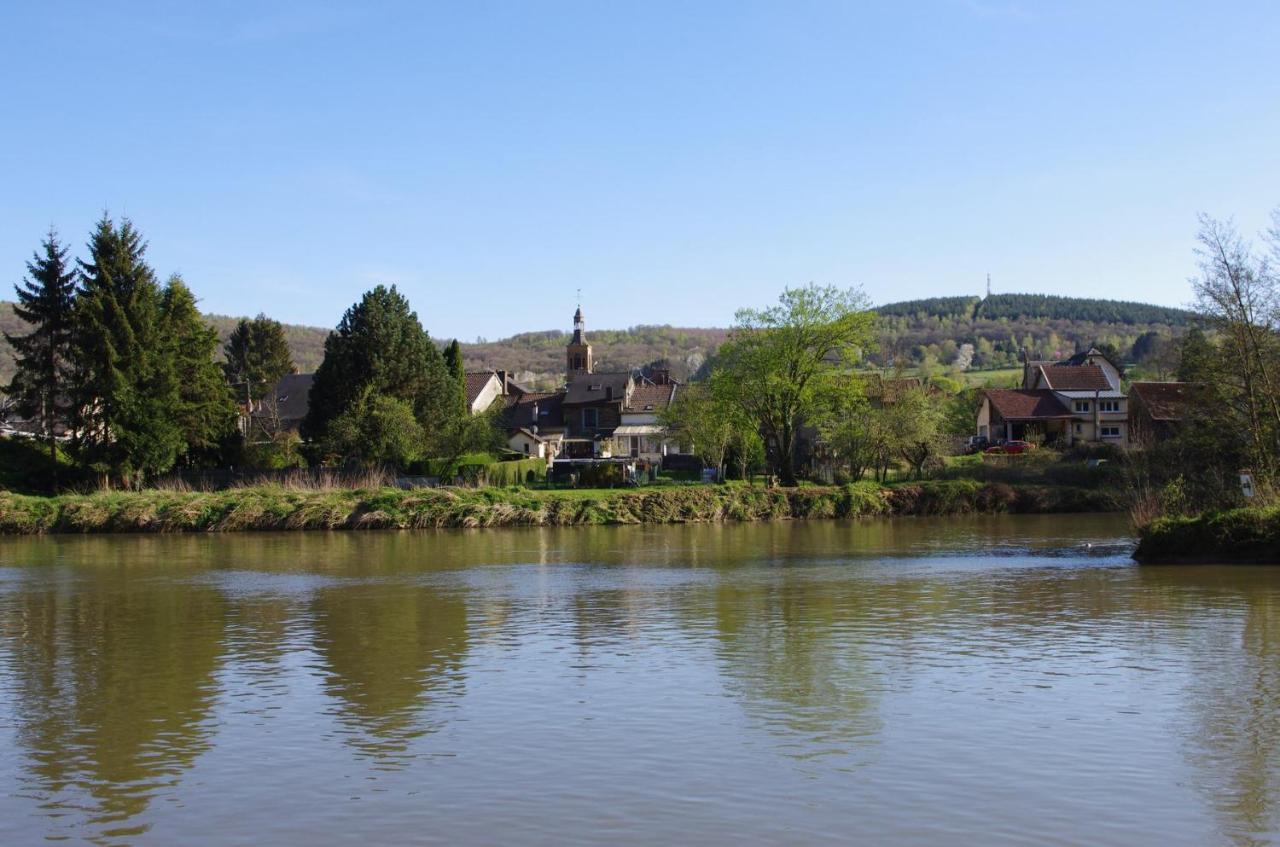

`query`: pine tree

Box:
[5,229,77,464]
[301,285,449,447]
[223,314,294,406]
[161,275,239,465]
[442,338,467,416]
[72,215,181,485]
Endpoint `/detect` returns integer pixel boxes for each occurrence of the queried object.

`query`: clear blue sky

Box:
[3,1,1278,339]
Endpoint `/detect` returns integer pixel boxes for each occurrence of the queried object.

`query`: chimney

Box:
[496,370,510,394]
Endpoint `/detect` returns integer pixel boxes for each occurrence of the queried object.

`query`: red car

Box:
[985,440,1035,455]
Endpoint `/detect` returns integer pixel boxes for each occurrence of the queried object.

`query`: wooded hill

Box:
[0,292,1197,389]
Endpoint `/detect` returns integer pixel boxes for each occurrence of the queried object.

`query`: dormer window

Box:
[605,387,614,400]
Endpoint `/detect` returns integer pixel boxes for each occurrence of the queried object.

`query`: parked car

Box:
[985,440,1035,455]
[966,436,991,454]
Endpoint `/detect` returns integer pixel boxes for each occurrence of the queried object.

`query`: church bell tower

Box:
[566,304,593,378]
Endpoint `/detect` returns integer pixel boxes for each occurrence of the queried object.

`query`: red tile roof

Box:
[464,371,498,407]
[623,383,677,413]
[984,389,1074,420]
[1129,382,1201,421]
[1038,364,1113,391]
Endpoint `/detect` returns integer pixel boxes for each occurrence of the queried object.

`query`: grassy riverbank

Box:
[1133,505,1280,564]
[0,479,1119,534]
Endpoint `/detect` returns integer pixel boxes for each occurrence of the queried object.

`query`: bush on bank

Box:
[1133,505,1280,564]
[0,479,1119,535]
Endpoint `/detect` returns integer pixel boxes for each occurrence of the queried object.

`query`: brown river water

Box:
[0,514,1277,846]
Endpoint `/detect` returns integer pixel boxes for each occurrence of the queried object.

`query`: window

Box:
[1101,425,1121,438]
[522,443,529,454]
[1074,423,1081,434]
[583,408,598,429]
[1073,400,1090,413]
[1099,399,1120,413]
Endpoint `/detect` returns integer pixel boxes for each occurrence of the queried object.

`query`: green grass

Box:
[0,478,1119,535]
[1134,505,1280,563]
[961,367,1023,387]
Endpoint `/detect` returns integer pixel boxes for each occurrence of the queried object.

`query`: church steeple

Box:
[567,303,592,378]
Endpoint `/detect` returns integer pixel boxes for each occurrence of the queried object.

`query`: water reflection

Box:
[0,516,1276,846]
[309,583,468,763]
[1,567,223,843]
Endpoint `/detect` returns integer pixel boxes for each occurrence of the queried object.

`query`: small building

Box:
[465,370,525,415]
[250,372,314,437]
[977,389,1076,443]
[1128,381,1201,446]
[502,391,565,460]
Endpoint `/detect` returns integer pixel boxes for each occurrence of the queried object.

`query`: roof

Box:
[465,371,500,407]
[614,424,665,436]
[1037,364,1113,392]
[1059,347,1122,371]
[1130,381,1201,421]
[623,382,677,413]
[503,391,565,431]
[259,373,313,421]
[564,372,631,405]
[984,389,1074,421]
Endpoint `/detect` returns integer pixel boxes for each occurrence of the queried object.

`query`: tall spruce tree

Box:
[72,215,181,485]
[5,229,77,464]
[161,275,239,464]
[442,338,467,416]
[301,285,450,447]
[223,314,294,406]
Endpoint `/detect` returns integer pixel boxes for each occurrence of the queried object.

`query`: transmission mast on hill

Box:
[986,273,991,298]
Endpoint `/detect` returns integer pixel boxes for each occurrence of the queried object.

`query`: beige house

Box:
[978,348,1129,446]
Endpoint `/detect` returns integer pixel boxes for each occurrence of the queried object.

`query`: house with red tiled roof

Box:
[977,389,1076,444]
[1012,348,1129,445]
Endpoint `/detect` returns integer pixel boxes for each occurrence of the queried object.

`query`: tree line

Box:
[1132,208,1280,516]
[5,217,489,488]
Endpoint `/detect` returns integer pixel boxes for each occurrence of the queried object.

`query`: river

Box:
[0,515,1276,846]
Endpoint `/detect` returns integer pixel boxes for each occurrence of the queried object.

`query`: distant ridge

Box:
[876,293,1196,326]
[0,291,1197,389]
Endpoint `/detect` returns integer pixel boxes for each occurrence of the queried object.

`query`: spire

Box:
[567,297,592,377]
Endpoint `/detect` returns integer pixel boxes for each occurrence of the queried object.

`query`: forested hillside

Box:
[0,292,1197,389]
[871,293,1197,374]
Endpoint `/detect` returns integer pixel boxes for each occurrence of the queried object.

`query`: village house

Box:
[249,372,314,438]
[464,370,525,415]
[977,348,1129,446]
[1128,381,1201,446]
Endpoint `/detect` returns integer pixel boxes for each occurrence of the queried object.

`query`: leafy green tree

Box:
[1176,327,1214,382]
[5,229,77,464]
[885,387,947,479]
[712,284,875,485]
[72,215,181,485]
[1192,213,1280,479]
[223,314,294,406]
[659,383,735,477]
[428,405,505,477]
[815,380,879,481]
[302,285,451,447]
[160,275,239,465]
[442,338,467,416]
[325,390,425,467]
